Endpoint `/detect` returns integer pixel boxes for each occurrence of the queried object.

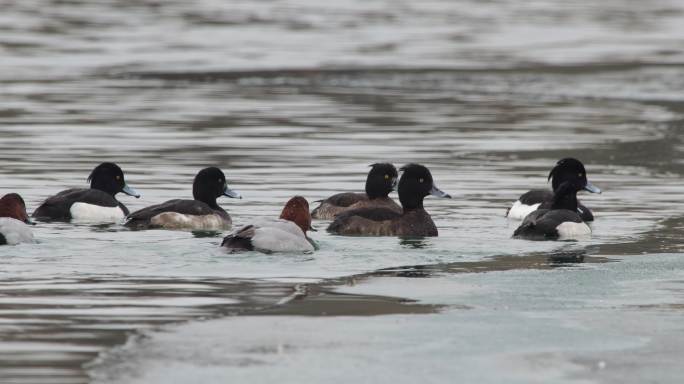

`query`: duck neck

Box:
[400,195,424,212]
[194,189,220,210]
[551,182,579,211]
[365,181,389,200]
[90,180,118,197]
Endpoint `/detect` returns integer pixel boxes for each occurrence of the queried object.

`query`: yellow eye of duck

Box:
[384,174,389,180]
[116,175,121,180]
[578,173,583,177]
[419,178,424,183]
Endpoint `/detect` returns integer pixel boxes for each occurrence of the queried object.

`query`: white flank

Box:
[249,219,313,253]
[150,212,230,230]
[70,203,125,223]
[0,218,35,245]
[507,200,541,220]
[556,221,592,239]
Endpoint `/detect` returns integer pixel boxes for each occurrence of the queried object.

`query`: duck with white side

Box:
[32,162,140,223]
[507,158,600,221]
[513,158,600,240]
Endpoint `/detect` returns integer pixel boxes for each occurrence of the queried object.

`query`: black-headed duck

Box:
[311,163,401,220]
[125,167,240,230]
[33,162,140,222]
[327,163,450,237]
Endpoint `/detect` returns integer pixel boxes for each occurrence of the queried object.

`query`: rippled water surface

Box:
[2,0,684,383]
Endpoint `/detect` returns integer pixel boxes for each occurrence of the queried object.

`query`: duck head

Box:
[88,162,140,198]
[549,158,601,194]
[193,167,241,209]
[398,163,451,210]
[280,196,315,233]
[365,163,398,199]
[0,193,32,224]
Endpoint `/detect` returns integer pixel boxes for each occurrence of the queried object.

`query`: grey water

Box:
[2,0,684,382]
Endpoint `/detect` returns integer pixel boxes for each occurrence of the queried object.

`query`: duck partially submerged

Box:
[0,193,35,245]
[311,163,401,220]
[126,167,240,230]
[222,196,316,253]
[33,162,140,223]
[327,163,451,237]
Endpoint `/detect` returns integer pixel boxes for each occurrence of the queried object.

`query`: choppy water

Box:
[2,0,684,383]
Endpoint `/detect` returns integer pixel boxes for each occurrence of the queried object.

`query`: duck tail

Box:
[221,225,256,251]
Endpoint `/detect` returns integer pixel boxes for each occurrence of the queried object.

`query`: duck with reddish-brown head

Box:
[0,193,35,245]
[222,196,316,253]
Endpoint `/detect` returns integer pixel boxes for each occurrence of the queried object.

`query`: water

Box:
[1,0,684,382]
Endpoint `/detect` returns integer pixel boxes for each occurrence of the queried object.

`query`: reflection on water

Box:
[2,0,684,382]
[190,230,224,238]
[547,250,587,266]
[399,238,431,249]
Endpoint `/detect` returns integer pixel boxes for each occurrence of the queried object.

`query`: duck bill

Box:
[429,184,452,199]
[584,182,601,194]
[223,186,242,199]
[122,184,141,198]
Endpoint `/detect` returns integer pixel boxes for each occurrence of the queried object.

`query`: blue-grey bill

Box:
[122,184,141,198]
[430,185,452,198]
[584,182,601,194]
[223,187,242,199]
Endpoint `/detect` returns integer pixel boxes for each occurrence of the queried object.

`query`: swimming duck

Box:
[222,196,315,253]
[506,158,600,221]
[513,159,600,240]
[0,193,34,245]
[311,163,401,220]
[327,163,451,237]
[33,162,140,222]
[125,167,240,230]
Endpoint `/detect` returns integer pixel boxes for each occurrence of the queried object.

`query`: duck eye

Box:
[116,175,121,180]
[384,174,389,180]
[419,178,424,183]
[578,173,583,177]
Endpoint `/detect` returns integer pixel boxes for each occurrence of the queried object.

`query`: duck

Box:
[311,163,401,220]
[125,167,241,230]
[33,162,140,222]
[327,163,451,237]
[506,158,601,221]
[0,193,35,245]
[222,196,316,253]
[513,160,600,240]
